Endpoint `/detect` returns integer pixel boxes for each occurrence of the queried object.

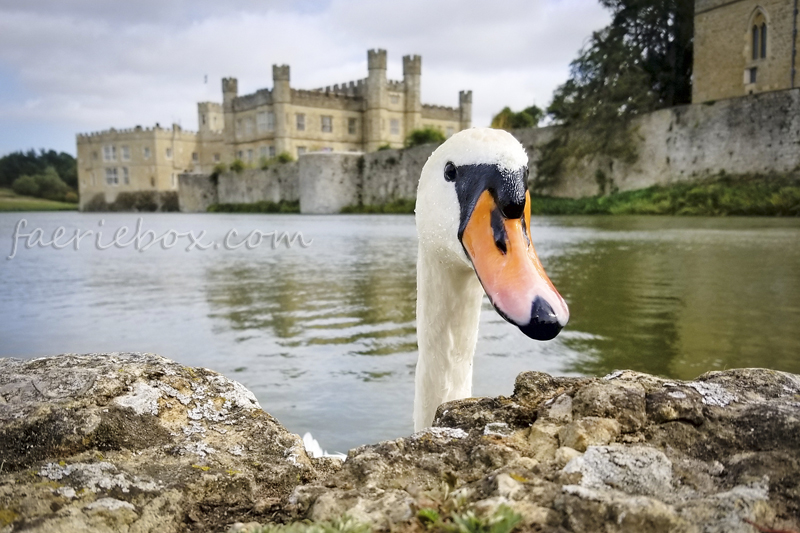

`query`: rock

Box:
[558,417,621,452]
[2,354,800,533]
[0,353,317,532]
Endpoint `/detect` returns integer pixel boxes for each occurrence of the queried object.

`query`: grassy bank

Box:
[207,200,300,213]
[0,188,78,211]
[530,174,800,216]
[341,198,415,214]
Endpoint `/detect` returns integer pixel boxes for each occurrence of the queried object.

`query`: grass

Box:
[341,198,415,214]
[0,188,78,211]
[530,173,800,216]
[207,200,300,213]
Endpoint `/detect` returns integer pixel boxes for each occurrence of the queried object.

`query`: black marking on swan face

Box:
[451,163,528,242]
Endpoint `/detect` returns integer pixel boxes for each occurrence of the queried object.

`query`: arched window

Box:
[760,23,767,58]
[752,25,759,60]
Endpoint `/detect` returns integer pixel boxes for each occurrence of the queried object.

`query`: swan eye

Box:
[444,162,457,182]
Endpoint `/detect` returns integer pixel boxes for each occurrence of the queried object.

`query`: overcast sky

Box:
[0,0,609,157]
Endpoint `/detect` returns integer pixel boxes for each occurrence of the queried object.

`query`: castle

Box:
[76,49,472,209]
[693,0,798,103]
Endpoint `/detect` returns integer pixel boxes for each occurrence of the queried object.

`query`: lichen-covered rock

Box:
[2,356,800,533]
[0,353,319,532]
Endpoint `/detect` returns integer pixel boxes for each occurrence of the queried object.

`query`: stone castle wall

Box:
[526,88,800,198]
[179,88,800,211]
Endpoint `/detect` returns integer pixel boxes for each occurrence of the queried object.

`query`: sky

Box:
[0,0,610,157]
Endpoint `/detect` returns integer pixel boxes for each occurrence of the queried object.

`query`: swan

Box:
[414,128,570,430]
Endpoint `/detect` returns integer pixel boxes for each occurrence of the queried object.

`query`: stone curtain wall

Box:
[178,88,800,210]
[520,88,800,198]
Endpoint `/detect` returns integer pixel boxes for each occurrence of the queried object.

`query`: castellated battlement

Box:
[291,89,363,111]
[367,49,387,70]
[403,55,421,76]
[387,80,405,92]
[421,104,460,121]
[459,90,473,104]
[273,65,290,81]
[222,77,238,96]
[198,102,222,113]
[77,123,197,139]
[311,79,366,98]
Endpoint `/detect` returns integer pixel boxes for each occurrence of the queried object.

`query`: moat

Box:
[2,212,799,452]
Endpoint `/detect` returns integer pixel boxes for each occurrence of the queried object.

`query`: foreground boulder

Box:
[1,354,799,533]
[0,353,321,532]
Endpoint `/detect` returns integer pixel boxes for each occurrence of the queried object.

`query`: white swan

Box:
[414,128,570,430]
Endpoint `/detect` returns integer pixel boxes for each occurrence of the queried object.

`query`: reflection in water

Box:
[1,213,799,452]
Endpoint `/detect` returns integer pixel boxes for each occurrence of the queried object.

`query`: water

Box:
[2,212,799,453]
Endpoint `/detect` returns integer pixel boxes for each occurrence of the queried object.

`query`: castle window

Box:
[105,167,118,185]
[760,23,767,59]
[192,152,198,163]
[296,114,305,131]
[245,118,254,136]
[267,112,275,131]
[121,146,130,161]
[122,167,129,185]
[213,153,220,162]
[297,146,307,156]
[103,145,116,162]
[260,146,268,158]
[237,150,243,159]
[236,119,242,135]
[749,67,757,84]
[257,112,267,132]
[390,94,400,104]
[321,115,333,133]
[269,146,276,158]
[752,25,758,60]
[348,118,357,135]
[247,149,253,162]
[143,147,150,159]
[390,119,400,135]
[165,148,173,159]
[202,114,206,125]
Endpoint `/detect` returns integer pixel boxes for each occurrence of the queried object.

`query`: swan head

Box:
[416,127,569,340]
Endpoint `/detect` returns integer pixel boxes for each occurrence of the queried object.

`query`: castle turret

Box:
[272,65,292,156]
[222,78,238,160]
[365,49,388,152]
[403,54,422,137]
[459,90,473,131]
[198,102,223,133]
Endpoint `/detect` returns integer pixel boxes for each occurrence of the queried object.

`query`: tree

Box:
[537,0,693,187]
[405,127,446,148]
[491,105,544,131]
[0,149,77,189]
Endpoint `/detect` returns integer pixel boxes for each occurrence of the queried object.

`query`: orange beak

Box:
[461,190,569,340]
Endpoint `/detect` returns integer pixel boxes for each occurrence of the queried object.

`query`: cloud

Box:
[0,0,609,156]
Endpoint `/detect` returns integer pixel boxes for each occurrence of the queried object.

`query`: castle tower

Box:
[272,65,292,156]
[364,49,388,152]
[459,90,473,131]
[403,55,422,137]
[222,78,238,160]
[197,102,223,133]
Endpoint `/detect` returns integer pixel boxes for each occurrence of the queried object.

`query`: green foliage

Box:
[82,191,178,212]
[341,198,415,214]
[12,175,39,197]
[536,0,694,188]
[490,105,543,131]
[528,173,800,216]
[207,200,300,213]
[276,151,294,163]
[377,144,392,151]
[405,127,446,148]
[0,149,77,189]
[254,515,370,533]
[230,159,246,173]
[417,506,521,533]
[11,166,74,202]
[212,162,228,175]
